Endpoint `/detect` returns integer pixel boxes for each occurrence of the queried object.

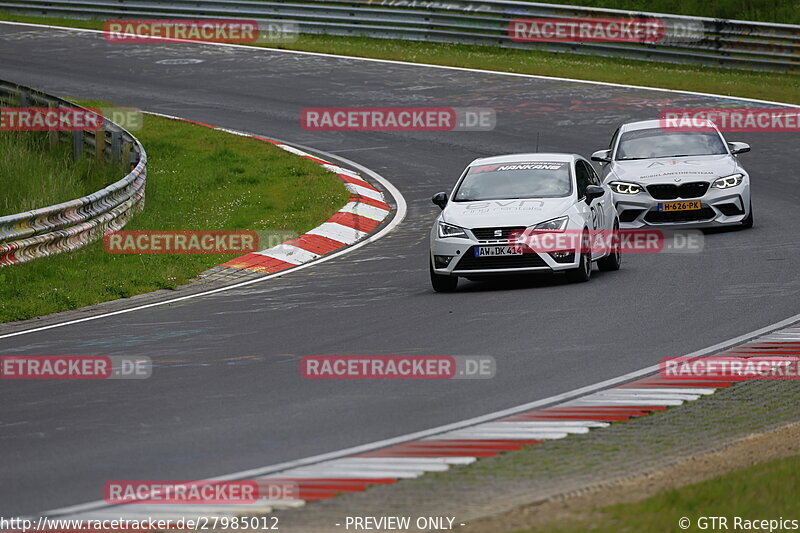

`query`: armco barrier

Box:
[0,80,146,266]
[0,0,797,72]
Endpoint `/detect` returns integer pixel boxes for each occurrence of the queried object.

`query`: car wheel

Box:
[740,201,754,229]
[430,262,458,292]
[597,221,622,272]
[566,232,592,283]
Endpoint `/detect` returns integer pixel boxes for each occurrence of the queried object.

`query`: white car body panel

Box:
[430,153,617,277]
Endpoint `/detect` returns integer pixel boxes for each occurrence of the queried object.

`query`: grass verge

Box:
[0,131,123,215]
[0,13,798,105]
[516,453,800,533]
[0,110,348,323]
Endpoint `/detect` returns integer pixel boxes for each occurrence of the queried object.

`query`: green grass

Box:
[516,454,800,532]
[517,0,800,24]
[1,12,798,105]
[0,130,124,215]
[0,111,348,323]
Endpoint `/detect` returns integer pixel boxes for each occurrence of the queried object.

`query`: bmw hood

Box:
[609,155,738,184]
[442,197,575,229]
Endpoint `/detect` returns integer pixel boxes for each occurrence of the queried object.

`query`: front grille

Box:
[644,206,716,223]
[647,182,710,200]
[471,226,526,241]
[454,247,549,271]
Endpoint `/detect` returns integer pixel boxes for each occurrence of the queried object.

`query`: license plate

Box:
[659,200,702,212]
[475,246,524,257]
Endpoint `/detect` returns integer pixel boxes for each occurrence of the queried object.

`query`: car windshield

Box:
[453,161,572,201]
[616,128,727,160]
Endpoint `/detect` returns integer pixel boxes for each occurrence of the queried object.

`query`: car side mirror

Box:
[432,191,448,210]
[728,142,751,155]
[591,149,612,163]
[585,185,605,204]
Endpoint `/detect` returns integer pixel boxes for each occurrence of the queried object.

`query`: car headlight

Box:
[712,173,744,189]
[533,216,569,232]
[608,181,642,195]
[438,222,468,239]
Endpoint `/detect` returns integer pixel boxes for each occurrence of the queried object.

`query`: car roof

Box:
[620,118,718,132]
[468,153,579,166]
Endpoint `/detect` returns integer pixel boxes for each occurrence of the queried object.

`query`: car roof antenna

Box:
[535,132,541,152]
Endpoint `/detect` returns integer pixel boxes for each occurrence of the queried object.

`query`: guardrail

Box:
[0,80,147,266]
[0,0,798,72]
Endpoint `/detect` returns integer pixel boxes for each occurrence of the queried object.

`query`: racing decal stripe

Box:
[257,244,320,265]
[338,201,392,221]
[505,413,633,421]
[350,194,392,211]
[345,182,385,201]
[337,173,381,191]
[283,234,347,256]
[327,212,382,233]
[307,222,368,244]
[220,254,296,273]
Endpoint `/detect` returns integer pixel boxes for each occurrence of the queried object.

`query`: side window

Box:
[575,161,591,198]
[587,162,601,185]
[609,128,620,150]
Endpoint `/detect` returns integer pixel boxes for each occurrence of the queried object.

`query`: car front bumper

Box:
[612,184,751,229]
[430,234,580,277]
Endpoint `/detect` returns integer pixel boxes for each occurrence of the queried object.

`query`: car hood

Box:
[609,155,738,184]
[442,197,575,228]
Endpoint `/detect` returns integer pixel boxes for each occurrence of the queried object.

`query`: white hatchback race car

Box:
[429,153,620,292]
[592,119,753,229]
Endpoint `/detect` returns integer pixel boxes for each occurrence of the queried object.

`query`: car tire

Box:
[597,221,622,272]
[430,262,458,292]
[565,232,592,283]
[740,201,754,229]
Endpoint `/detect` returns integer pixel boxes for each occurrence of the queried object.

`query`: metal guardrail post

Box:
[72,130,83,160]
[111,130,122,162]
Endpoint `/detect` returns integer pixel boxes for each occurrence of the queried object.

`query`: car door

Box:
[586,161,616,231]
[573,160,595,253]
[577,160,613,260]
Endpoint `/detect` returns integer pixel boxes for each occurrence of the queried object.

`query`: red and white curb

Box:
[44,323,799,520]
[145,113,391,276]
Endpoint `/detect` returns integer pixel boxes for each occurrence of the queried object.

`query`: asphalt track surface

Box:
[1,24,799,517]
